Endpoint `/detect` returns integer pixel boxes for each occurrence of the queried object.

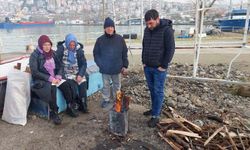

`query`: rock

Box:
[200,71,206,76]
[184,94,190,98]
[166,99,177,108]
[177,96,187,103]
[190,95,203,107]
[177,103,188,108]
[243,109,250,118]
[237,86,250,97]
[166,89,174,97]
[186,100,192,105]
[188,104,197,110]
[194,120,204,127]
[175,88,184,95]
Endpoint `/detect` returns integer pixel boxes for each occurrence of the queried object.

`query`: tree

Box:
[192,0,218,33]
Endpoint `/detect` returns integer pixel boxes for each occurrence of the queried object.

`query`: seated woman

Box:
[56,33,88,113]
[30,35,79,125]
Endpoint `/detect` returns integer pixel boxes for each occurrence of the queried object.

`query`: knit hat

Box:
[38,35,52,50]
[38,35,53,59]
[104,17,115,29]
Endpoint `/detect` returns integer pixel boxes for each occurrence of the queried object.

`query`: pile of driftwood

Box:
[157,107,250,150]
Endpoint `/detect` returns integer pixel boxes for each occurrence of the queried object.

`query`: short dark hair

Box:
[145,9,159,21]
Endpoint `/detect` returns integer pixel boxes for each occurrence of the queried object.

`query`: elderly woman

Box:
[30,35,79,125]
[56,33,88,113]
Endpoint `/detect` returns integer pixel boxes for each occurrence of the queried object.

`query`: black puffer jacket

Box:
[142,19,175,69]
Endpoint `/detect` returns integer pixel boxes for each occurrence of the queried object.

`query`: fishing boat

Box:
[0,17,55,29]
[218,9,250,32]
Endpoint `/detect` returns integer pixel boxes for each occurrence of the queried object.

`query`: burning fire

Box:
[114,90,130,113]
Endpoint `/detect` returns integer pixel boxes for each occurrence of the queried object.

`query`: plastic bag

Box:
[2,69,31,126]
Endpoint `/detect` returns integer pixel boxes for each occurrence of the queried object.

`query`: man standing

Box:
[93,17,129,108]
[142,9,175,127]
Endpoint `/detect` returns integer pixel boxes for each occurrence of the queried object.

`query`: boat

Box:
[0,17,55,29]
[218,9,250,32]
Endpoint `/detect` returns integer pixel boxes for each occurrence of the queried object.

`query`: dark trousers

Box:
[58,79,88,108]
[144,66,167,117]
[58,80,77,105]
[49,85,58,112]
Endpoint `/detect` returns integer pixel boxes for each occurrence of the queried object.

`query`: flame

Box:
[115,91,123,112]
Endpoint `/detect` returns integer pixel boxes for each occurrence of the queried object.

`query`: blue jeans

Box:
[144,66,167,117]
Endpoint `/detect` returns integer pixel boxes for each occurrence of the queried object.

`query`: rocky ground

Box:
[123,63,250,130]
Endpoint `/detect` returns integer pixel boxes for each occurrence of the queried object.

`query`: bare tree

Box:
[192,0,218,33]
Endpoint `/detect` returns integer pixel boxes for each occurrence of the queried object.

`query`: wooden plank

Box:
[159,118,175,125]
[224,126,238,150]
[167,130,201,138]
[178,116,202,132]
[158,132,181,150]
[204,126,224,146]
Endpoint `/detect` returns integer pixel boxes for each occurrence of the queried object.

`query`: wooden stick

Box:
[163,110,202,132]
[239,120,250,132]
[224,126,238,150]
[204,126,224,146]
[177,116,202,132]
[189,137,194,150]
[237,128,246,150]
[167,130,201,138]
[216,144,226,150]
[158,132,181,150]
[163,111,193,133]
[167,133,190,149]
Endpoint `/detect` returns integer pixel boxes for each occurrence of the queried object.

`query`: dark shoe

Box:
[147,117,159,128]
[78,98,89,113]
[50,111,62,125]
[67,103,79,117]
[143,110,152,116]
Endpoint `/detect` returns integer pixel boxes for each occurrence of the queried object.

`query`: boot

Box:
[50,111,62,125]
[67,103,79,117]
[78,97,88,113]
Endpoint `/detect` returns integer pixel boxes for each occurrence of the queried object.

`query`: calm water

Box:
[0,25,193,53]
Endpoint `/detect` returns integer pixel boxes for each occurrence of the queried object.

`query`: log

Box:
[204,126,224,146]
[167,130,202,138]
[224,126,238,150]
[167,133,190,149]
[158,132,181,150]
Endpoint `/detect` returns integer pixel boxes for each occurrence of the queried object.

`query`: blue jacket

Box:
[93,33,129,74]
